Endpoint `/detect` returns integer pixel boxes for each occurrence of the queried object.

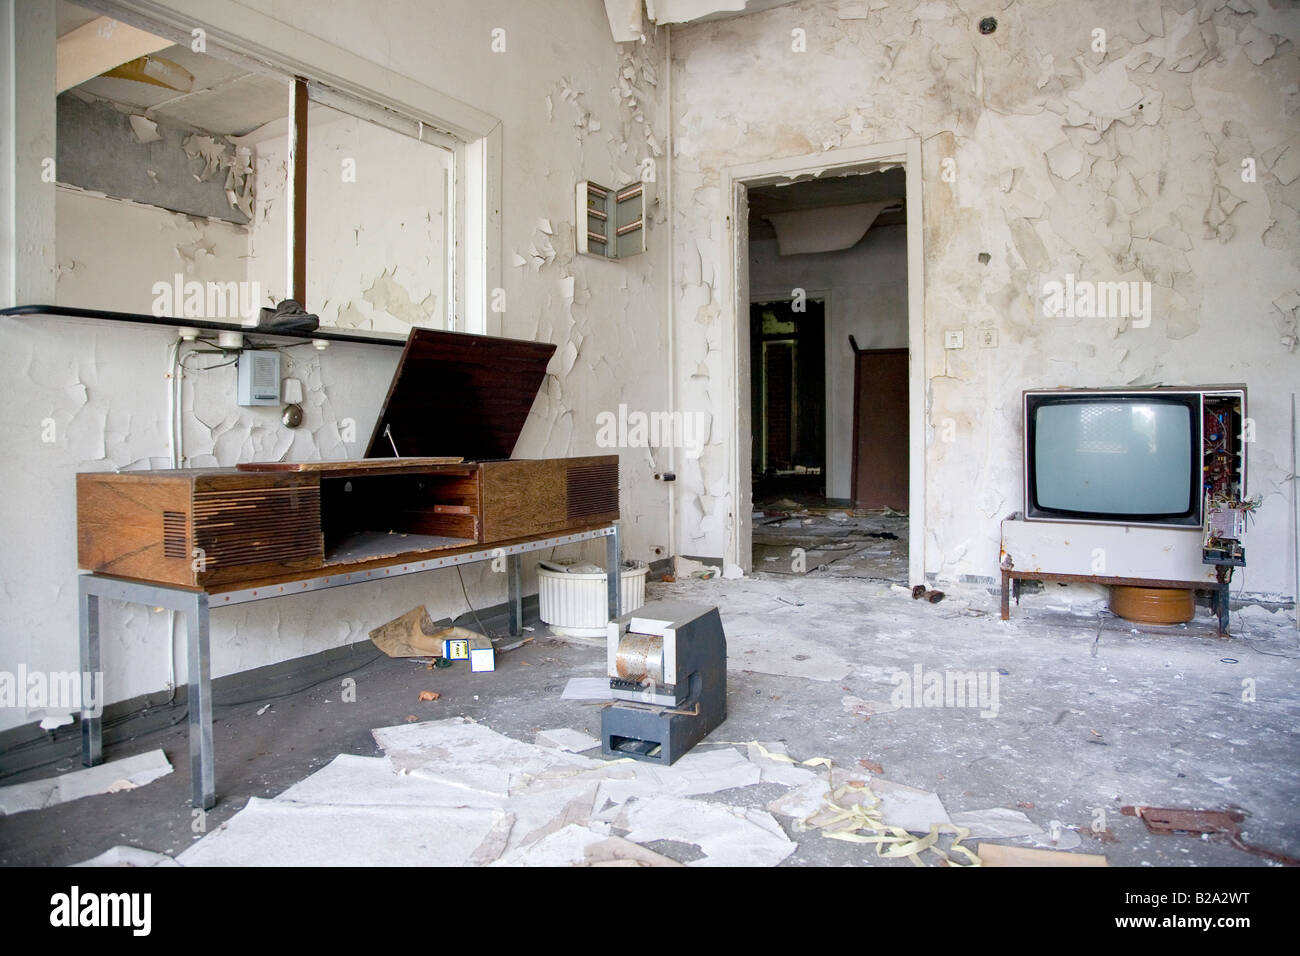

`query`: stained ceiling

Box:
[57,0,288,137]
[748,167,907,241]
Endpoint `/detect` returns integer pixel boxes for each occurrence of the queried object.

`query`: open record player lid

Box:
[364,327,557,462]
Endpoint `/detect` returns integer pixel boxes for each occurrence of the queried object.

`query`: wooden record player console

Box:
[74,327,622,808]
[77,454,619,589]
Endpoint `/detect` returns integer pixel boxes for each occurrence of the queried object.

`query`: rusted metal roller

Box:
[615,633,664,684]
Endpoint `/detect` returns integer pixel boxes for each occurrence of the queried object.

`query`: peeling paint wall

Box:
[54,187,249,315]
[244,110,451,331]
[0,0,670,731]
[672,0,1300,597]
[750,224,908,497]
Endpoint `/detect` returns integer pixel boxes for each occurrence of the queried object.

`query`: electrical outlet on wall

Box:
[944,330,964,349]
[979,329,998,348]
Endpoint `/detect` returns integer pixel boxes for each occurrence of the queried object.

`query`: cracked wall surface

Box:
[671,0,1300,596]
[244,109,450,332]
[0,0,670,732]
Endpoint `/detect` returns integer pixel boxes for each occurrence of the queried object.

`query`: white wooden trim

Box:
[723,137,926,584]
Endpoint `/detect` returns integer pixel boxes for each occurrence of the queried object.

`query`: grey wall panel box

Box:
[237,350,281,406]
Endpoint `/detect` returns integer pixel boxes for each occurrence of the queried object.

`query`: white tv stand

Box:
[999,516,1231,635]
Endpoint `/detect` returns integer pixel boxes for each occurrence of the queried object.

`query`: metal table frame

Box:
[80,522,622,809]
[1000,566,1231,635]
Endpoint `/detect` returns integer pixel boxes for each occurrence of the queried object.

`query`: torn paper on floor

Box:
[0,749,172,815]
[73,845,179,867]
[178,798,510,867]
[371,717,602,797]
[593,746,762,806]
[613,796,797,867]
[949,807,1045,840]
[535,728,601,753]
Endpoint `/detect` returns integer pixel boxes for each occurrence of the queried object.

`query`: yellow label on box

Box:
[442,639,470,660]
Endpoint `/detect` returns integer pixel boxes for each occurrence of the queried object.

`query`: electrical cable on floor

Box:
[0,645,388,781]
[212,646,386,709]
[0,702,194,780]
[456,564,493,639]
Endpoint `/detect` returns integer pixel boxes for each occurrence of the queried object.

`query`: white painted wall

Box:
[672,0,1300,598]
[245,108,452,332]
[0,0,670,731]
[55,187,250,317]
[750,224,908,498]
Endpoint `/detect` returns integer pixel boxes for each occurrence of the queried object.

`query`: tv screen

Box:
[1026,395,1199,525]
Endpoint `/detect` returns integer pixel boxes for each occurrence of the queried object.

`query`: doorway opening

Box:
[751,297,826,501]
[738,152,918,583]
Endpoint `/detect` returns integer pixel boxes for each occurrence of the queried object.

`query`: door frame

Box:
[723,138,925,584]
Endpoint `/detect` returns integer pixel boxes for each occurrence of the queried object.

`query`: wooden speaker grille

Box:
[193,487,321,568]
[566,462,618,520]
[163,511,187,558]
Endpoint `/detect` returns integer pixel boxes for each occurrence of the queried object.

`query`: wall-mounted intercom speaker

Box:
[237,350,281,406]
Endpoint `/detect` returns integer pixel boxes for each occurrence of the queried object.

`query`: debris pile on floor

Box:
[751,506,907,581]
[168,715,1105,867]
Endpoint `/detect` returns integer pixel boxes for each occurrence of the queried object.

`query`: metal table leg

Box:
[507,552,523,637]
[78,576,102,768]
[186,591,215,810]
[606,522,622,621]
[73,521,621,811]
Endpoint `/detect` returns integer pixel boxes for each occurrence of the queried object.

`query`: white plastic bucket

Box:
[538,563,648,638]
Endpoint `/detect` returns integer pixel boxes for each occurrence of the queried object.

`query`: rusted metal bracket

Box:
[1122,805,1300,866]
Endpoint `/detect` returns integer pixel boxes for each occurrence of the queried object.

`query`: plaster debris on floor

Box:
[0,749,172,816]
[45,568,1283,868]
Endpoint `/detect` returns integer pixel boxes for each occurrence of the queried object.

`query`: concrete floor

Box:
[753,507,908,581]
[2,572,1297,866]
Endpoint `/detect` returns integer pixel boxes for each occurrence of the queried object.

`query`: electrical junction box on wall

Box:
[237,350,281,406]
[576,180,646,259]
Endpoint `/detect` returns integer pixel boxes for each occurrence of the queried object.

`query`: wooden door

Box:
[850,347,908,510]
[762,340,795,471]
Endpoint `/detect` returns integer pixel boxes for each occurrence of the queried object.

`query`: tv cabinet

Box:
[999,516,1231,635]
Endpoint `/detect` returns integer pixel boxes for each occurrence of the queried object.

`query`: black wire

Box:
[455,564,493,639]
[212,647,386,708]
[0,646,387,780]
[180,351,239,371]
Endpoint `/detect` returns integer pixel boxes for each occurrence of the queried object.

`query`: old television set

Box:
[1023,386,1246,528]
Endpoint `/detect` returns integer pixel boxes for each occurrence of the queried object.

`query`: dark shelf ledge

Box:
[1,304,409,348]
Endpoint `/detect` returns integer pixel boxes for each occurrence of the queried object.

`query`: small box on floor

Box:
[469,645,495,673]
[443,634,494,672]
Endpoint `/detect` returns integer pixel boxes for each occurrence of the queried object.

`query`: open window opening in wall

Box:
[51,0,457,334]
[745,166,910,583]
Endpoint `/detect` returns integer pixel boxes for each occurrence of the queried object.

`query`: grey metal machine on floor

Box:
[602,600,726,764]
